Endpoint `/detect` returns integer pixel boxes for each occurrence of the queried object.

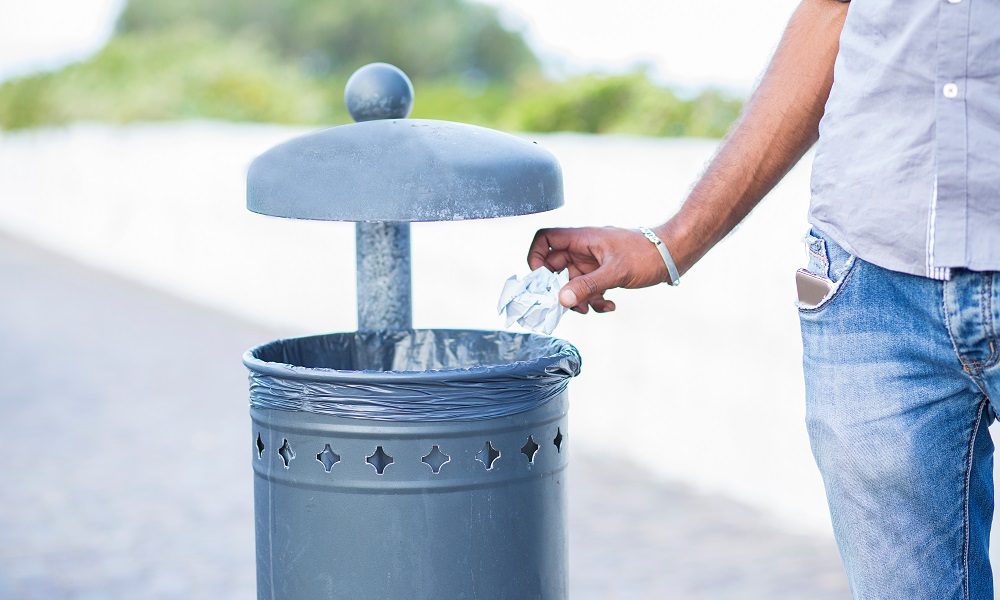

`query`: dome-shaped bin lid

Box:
[246,119,563,222]
[243,329,581,421]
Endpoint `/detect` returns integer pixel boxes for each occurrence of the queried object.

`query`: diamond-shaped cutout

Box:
[520,435,540,463]
[476,441,501,470]
[256,433,265,459]
[316,444,341,473]
[278,438,295,468]
[421,445,451,474]
[366,446,394,475]
[553,428,564,453]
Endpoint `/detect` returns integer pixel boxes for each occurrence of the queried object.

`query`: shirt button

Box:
[943,83,959,98]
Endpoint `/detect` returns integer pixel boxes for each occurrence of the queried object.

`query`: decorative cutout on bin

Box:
[553,428,564,453]
[476,441,501,470]
[316,444,341,472]
[366,446,394,475]
[421,445,451,474]
[278,439,295,468]
[521,436,540,463]
[256,433,265,459]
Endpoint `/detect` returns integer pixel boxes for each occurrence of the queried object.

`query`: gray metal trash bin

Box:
[244,63,581,599]
[245,330,580,599]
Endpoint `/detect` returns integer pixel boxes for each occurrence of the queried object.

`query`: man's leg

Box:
[798,230,995,599]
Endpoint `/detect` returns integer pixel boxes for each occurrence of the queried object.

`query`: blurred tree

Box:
[0,0,744,136]
[116,0,539,82]
[502,73,742,138]
[0,27,334,130]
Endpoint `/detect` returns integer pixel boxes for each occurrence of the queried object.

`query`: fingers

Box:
[568,294,616,314]
[543,250,571,271]
[559,264,620,309]
[527,228,553,269]
[527,228,572,270]
[589,296,616,313]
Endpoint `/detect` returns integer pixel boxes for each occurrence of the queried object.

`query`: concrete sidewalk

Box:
[0,234,848,599]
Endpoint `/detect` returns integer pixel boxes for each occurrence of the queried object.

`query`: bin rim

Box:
[242,328,581,384]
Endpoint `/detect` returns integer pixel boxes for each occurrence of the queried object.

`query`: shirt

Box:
[809,0,1000,279]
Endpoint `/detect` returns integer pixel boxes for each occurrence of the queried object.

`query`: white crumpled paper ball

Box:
[496,267,570,335]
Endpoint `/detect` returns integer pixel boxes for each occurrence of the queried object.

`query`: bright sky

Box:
[480,0,801,93]
[0,0,123,81]
[0,0,800,93]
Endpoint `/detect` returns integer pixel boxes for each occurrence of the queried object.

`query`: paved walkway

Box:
[0,235,848,599]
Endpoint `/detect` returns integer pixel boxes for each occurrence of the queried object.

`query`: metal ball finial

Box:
[344,63,414,122]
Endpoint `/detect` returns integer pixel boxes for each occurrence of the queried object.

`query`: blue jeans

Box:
[799,229,998,600]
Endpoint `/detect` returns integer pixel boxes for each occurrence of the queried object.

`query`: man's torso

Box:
[810,0,1000,278]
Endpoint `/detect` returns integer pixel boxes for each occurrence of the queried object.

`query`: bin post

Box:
[355,221,411,330]
[344,63,416,331]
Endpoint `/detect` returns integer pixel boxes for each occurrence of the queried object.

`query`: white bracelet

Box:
[638,227,680,286]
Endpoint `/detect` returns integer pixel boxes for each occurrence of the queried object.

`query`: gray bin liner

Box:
[244,329,581,421]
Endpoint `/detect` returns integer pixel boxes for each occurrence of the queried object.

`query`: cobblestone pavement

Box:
[0,235,849,599]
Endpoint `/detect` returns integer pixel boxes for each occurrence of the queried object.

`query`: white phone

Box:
[795,268,835,308]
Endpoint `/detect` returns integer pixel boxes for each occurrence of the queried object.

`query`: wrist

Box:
[637,226,680,286]
[651,219,692,280]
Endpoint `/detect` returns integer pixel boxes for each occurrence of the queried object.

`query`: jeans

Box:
[798,228,998,600]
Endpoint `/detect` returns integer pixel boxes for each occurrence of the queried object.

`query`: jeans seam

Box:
[963,397,988,600]
[947,276,1000,372]
[981,275,1000,369]
[807,245,829,276]
[942,281,985,375]
[943,281,969,371]
[805,233,829,269]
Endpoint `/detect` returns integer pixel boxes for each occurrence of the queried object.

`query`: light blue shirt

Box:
[810,0,1000,279]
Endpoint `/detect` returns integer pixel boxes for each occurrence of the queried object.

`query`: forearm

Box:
[656,0,848,275]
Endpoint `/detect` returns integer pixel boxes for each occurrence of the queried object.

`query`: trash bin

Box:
[244,63,581,599]
[245,330,580,599]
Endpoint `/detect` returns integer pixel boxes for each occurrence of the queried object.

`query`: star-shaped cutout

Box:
[520,435,539,463]
[256,433,265,459]
[366,446,394,475]
[421,445,451,474]
[316,444,341,473]
[553,428,564,453]
[278,438,295,468]
[476,440,501,470]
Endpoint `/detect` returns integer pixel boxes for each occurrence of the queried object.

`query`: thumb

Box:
[559,266,619,308]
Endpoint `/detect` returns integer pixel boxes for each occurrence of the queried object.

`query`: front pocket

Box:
[797,229,860,314]
[797,255,859,313]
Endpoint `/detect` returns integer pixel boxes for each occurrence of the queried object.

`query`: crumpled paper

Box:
[497,267,570,334]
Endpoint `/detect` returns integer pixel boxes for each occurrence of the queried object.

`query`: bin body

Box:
[245,330,578,600]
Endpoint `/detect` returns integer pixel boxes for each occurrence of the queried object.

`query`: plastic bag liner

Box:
[243,329,581,421]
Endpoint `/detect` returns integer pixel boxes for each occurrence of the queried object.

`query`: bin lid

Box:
[246,64,563,222]
[246,120,564,222]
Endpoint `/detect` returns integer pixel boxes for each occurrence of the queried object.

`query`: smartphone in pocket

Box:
[796,268,835,308]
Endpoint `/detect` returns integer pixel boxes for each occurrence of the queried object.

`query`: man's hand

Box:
[527,226,668,313]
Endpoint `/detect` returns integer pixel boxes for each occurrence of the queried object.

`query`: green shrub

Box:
[407,80,513,127]
[501,73,741,138]
[0,26,334,130]
[0,12,743,137]
[116,0,539,83]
